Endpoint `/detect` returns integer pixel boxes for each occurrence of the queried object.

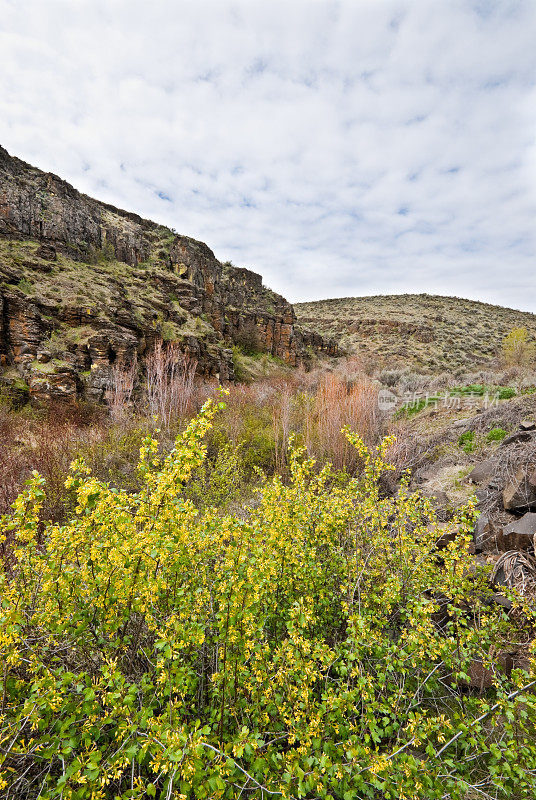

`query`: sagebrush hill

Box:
[0,146,337,403]
[295,294,536,373]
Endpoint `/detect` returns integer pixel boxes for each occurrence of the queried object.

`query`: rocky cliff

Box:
[0,146,337,402]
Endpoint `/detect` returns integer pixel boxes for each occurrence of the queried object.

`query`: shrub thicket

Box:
[502,328,536,368]
[1,400,536,799]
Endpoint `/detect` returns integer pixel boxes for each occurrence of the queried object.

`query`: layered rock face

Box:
[0,146,337,402]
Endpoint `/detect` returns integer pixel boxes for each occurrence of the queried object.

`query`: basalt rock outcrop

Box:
[0,146,338,402]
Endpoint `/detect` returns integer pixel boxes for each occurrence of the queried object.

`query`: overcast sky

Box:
[1,0,536,310]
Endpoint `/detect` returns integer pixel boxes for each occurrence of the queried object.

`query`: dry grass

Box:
[0,401,105,520]
[216,359,384,473]
[0,358,387,528]
[304,371,381,471]
[146,341,197,428]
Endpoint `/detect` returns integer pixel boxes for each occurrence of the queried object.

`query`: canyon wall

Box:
[0,146,337,402]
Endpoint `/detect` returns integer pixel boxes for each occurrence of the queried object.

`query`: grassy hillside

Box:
[295,294,536,373]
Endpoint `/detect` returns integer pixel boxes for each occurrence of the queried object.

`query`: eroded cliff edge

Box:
[0,146,337,402]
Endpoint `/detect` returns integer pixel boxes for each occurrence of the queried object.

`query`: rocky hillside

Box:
[0,146,337,403]
[295,294,536,373]
[389,385,536,621]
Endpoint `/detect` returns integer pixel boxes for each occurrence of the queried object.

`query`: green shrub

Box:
[74,423,150,494]
[160,319,180,342]
[451,384,487,396]
[486,427,508,443]
[458,430,476,453]
[502,327,536,366]
[231,345,250,382]
[451,384,517,400]
[1,401,536,798]
[396,396,440,419]
[216,404,277,476]
[17,277,34,294]
[496,386,517,400]
[95,241,116,263]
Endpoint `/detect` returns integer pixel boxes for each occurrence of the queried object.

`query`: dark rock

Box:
[489,593,513,611]
[425,489,450,505]
[425,591,451,630]
[452,418,472,429]
[503,467,536,512]
[0,291,52,363]
[502,512,536,551]
[36,350,51,364]
[467,652,514,691]
[422,489,451,521]
[475,488,489,507]
[432,522,459,549]
[474,514,502,553]
[29,260,53,274]
[29,368,80,403]
[35,243,57,261]
[519,420,536,431]
[468,460,495,485]
[500,430,535,447]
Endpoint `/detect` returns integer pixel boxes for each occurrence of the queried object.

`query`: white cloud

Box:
[1,0,535,310]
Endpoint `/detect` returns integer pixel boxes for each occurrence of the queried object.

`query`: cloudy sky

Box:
[1,0,536,310]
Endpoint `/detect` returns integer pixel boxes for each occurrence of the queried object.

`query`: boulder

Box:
[35,243,57,261]
[502,512,536,551]
[36,349,51,364]
[427,591,451,630]
[467,652,514,691]
[520,420,536,431]
[503,467,536,511]
[422,489,451,521]
[475,488,489,507]
[489,593,513,611]
[29,260,53,274]
[474,513,502,553]
[452,418,472,429]
[428,489,450,506]
[468,460,495,485]
[28,369,80,402]
[432,522,459,549]
[500,430,535,448]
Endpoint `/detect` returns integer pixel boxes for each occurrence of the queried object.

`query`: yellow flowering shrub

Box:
[1,399,536,799]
